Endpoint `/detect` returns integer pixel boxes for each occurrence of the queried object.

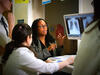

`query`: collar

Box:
[84,19,100,33]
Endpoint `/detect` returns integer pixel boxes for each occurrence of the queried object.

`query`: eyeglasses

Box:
[38,25,47,28]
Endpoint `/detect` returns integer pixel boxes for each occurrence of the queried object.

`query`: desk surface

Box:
[48,55,76,73]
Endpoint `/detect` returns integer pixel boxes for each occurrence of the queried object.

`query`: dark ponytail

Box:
[2,41,36,64]
[2,23,33,64]
[2,41,15,64]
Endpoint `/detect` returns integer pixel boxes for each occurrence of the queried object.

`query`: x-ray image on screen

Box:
[67,18,80,35]
[64,13,94,40]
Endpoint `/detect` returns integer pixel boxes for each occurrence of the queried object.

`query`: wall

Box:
[13,1,28,24]
[79,0,93,13]
[45,0,78,31]
[28,0,33,26]
[13,0,33,26]
[32,0,45,22]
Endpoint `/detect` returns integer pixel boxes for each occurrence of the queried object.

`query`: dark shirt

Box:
[32,39,63,61]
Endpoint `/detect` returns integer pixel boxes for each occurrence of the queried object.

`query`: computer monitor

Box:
[63,13,94,40]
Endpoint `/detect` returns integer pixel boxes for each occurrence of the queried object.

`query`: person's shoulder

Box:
[12,47,35,58]
[84,20,100,33]
[15,47,31,55]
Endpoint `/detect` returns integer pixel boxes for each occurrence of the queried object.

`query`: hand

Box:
[56,33,66,46]
[66,56,75,65]
[45,59,53,63]
[58,55,75,69]
[48,43,57,51]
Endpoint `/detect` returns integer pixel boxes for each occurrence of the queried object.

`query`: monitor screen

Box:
[63,13,94,40]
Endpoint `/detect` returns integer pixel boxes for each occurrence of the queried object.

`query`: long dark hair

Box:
[2,23,32,64]
[31,18,55,46]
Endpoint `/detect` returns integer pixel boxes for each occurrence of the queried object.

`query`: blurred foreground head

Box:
[93,0,100,20]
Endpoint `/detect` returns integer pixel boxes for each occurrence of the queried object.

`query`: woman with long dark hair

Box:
[2,23,74,75]
[31,18,64,61]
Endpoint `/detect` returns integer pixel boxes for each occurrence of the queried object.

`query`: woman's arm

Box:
[19,48,74,74]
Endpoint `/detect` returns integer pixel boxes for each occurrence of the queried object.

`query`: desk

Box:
[48,55,76,73]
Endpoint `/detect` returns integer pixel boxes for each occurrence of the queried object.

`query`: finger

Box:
[62,35,66,39]
[57,34,62,39]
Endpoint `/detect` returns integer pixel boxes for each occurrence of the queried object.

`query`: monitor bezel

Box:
[63,12,94,40]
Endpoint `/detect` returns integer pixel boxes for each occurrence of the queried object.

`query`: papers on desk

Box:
[48,55,76,73]
[48,55,76,63]
[48,55,75,73]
